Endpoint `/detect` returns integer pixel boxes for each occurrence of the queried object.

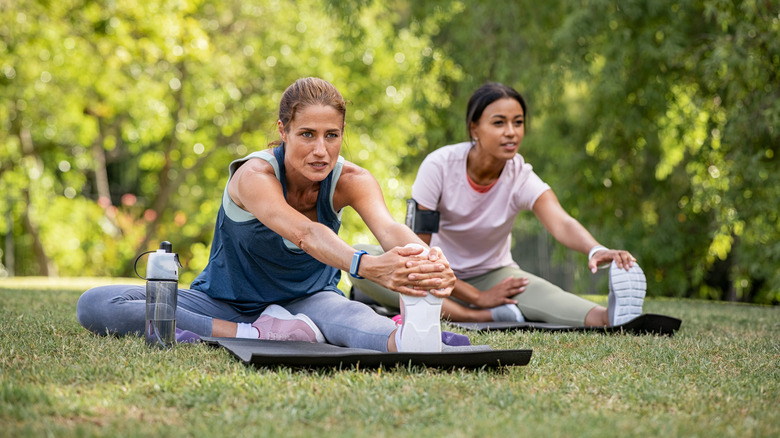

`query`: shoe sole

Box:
[261,304,326,343]
[399,294,442,352]
[608,261,646,326]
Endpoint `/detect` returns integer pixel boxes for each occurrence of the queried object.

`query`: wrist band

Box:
[588,245,608,260]
[349,250,368,279]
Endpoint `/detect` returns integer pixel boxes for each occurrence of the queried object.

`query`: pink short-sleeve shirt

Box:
[411,142,551,279]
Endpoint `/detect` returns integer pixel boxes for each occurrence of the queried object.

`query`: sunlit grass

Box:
[0,276,145,290]
[1,280,778,437]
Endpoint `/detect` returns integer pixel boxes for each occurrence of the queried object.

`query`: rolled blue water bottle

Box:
[144,241,180,348]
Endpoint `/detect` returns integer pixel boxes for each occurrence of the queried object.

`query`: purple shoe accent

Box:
[175,328,201,344]
[441,331,471,346]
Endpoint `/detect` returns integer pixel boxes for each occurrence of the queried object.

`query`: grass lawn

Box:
[1,277,778,437]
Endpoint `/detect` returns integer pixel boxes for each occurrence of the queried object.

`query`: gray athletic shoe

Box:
[608,260,646,325]
[252,304,326,343]
[489,304,525,322]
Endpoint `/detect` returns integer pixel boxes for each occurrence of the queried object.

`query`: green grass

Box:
[1,278,778,437]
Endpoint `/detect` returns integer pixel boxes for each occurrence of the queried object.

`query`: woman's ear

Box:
[277,120,286,141]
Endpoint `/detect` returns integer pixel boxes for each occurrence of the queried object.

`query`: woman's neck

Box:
[466,147,505,185]
[285,180,320,221]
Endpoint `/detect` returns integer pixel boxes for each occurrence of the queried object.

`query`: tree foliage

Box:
[540,0,780,303]
[407,0,779,303]
[0,0,456,284]
[1,0,777,303]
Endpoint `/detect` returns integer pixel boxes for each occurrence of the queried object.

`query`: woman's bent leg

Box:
[77,285,147,336]
[283,291,397,352]
[350,244,490,321]
[77,285,253,337]
[465,266,598,326]
[441,299,493,322]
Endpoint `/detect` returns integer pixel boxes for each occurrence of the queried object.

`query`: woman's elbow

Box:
[292,223,326,251]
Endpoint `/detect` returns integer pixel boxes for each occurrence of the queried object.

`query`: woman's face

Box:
[470,97,525,160]
[279,104,344,183]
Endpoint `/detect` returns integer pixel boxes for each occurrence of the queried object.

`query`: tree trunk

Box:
[21,188,58,277]
[18,126,58,277]
[92,117,113,204]
[4,208,14,276]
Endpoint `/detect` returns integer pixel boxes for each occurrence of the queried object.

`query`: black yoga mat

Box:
[448,314,681,336]
[202,337,532,369]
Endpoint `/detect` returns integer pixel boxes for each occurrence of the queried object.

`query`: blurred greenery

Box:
[1,0,778,303]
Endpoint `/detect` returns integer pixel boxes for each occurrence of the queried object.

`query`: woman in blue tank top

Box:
[77,78,455,352]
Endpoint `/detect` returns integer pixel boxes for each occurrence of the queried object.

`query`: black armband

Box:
[405,199,440,234]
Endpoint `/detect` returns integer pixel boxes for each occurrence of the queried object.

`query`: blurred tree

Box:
[0,0,456,285]
[407,0,779,303]
[542,0,779,303]
[1,0,777,303]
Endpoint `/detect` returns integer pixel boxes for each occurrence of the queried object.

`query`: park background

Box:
[1,0,778,304]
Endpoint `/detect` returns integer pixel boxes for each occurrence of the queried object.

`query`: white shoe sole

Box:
[399,294,442,352]
[261,304,326,343]
[608,261,646,326]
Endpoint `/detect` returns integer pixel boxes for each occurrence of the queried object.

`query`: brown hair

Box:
[271,77,347,146]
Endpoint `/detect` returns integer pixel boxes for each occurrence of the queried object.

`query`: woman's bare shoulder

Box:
[332,160,381,210]
[338,159,374,181]
[234,152,276,176]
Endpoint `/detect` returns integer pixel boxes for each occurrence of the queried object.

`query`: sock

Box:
[490,304,525,322]
[236,322,260,338]
[394,327,403,351]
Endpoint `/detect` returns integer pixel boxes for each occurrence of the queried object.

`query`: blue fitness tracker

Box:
[349,250,368,279]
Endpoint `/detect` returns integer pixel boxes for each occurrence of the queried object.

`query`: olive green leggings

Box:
[350,244,597,326]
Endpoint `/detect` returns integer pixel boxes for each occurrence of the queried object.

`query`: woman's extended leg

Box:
[283,291,397,352]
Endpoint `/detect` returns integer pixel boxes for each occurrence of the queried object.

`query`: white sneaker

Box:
[608,260,646,325]
[398,293,443,352]
[396,243,443,352]
[490,304,525,322]
[254,304,326,343]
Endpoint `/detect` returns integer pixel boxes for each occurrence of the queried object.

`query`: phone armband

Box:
[405,199,440,234]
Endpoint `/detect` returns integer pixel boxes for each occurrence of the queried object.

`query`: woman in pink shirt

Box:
[353,82,646,327]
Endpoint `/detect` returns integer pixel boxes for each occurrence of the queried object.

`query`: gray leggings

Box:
[77,285,397,352]
[351,244,597,326]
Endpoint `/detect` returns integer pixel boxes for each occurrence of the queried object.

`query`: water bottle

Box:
[144,241,180,348]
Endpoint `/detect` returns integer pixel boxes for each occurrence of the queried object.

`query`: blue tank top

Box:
[190,146,344,314]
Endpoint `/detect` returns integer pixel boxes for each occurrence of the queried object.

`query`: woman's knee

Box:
[76,285,143,336]
[77,287,110,335]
